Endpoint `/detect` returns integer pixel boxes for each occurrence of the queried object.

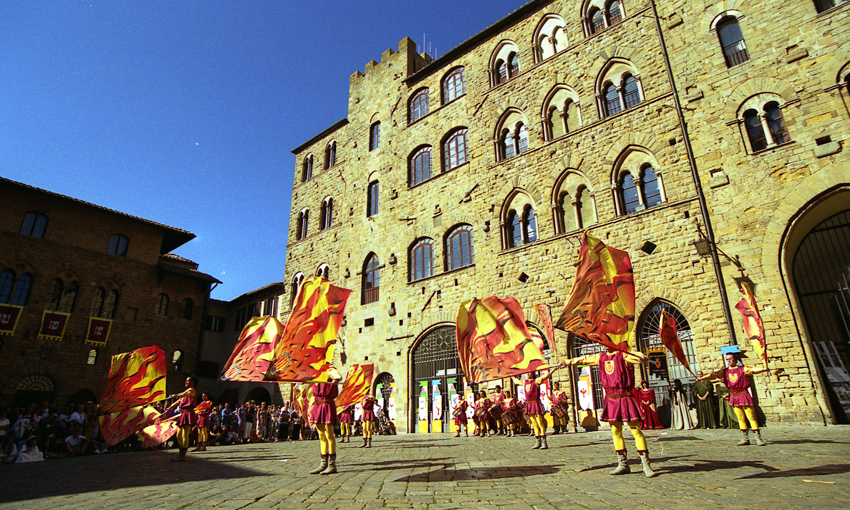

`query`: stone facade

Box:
[0,177,219,407]
[284,0,850,431]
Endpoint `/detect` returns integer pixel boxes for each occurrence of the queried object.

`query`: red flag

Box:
[99,346,167,415]
[659,309,694,377]
[735,282,768,369]
[456,296,548,383]
[556,232,635,352]
[98,404,161,446]
[535,303,558,358]
[221,316,283,381]
[336,364,374,414]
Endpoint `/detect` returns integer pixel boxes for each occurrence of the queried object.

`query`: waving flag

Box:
[555,232,635,352]
[336,364,374,414]
[292,384,316,428]
[221,316,283,381]
[659,309,695,377]
[99,404,162,446]
[456,296,548,383]
[535,303,558,358]
[139,415,179,447]
[270,276,352,382]
[99,346,167,414]
[735,282,768,369]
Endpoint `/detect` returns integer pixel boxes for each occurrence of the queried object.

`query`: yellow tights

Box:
[176,426,190,449]
[611,420,647,452]
[363,420,373,439]
[528,413,547,437]
[316,423,336,455]
[197,426,209,446]
[733,407,759,431]
[340,422,351,437]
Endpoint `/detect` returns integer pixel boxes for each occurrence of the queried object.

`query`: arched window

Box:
[604,83,621,117]
[45,279,63,311]
[320,197,334,230]
[620,173,641,215]
[0,270,14,304]
[577,186,595,229]
[19,212,48,238]
[58,282,78,313]
[547,107,564,139]
[290,273,305,306]
[325,141,337,169]
[523,205,538,243]
[623,75,641,108]
[717,17,749,67]
[87,349,98,365]
[172,350,183,371]
[442,67,466,104]
[517,124,529,154]
[502,129,516,159]
[297,210,309,240]
[558,191,576,233]
[316,264,329,280]
[508,210,523,248]
[409,88,429,123]
[302,155,313,182]
[744,109,767,152]
[183,298,194,320]
[496,60,508,84]
[508,53,520,77]
[409,238,434,282]
[107,234,129,257]
[590,8,605,34]
[367,181,379,217]
[446,225,474,270]
[638,302,699,398]
[565,100,580,133]
[765,102,790,145]
[155,294,169,316]
[90,288,104,317]
[409,146,432,187]
[103,290,119,319]
[363,254,380,304]
[607,0,622,25]
[369,122,381,151]
[443,128,469,171]
[11,273,32,307]
[641,166,662,208]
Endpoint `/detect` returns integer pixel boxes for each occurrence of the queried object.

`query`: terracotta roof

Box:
[1,176,195,254]
[157,262,222,285]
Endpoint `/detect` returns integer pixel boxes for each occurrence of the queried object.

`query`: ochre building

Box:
[284,0,850,432]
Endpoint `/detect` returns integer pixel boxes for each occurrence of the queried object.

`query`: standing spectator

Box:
[236,403,247,443]
[670,379,696,430]
[210,405,221,431]
[694,371,718,429]
[0,409,10,442]
[269,405,279,442]
[69,405,86,429]
[221,403,235,428]
[16,437,44,463]
[290,411,302,441]
[278,405,291,442]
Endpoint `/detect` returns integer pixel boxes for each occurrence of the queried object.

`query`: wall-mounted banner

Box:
[0,305,23,336]
[85,317,113,345]
[432,380,442,422]
[648,348,669,381]
[418,382,428,421]
[38,311,71,340]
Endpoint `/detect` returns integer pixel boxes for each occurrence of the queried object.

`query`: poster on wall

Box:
[578,366,594,411]
[418,384,428,421]
[432,380,442,422]
[354,402,363,422]
[466,388,475,419]
[648,348,669,381]
[541,379,551,412]
[388,382,396,421]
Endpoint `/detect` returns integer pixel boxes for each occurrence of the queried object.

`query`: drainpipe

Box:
[649,0,738,344]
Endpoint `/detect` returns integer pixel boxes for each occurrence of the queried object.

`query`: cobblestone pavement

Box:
[1,426,849,510]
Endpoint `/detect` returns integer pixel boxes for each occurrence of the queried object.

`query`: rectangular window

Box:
[369,122,381,151]
[205,315,225,332]
[367,181,379,217]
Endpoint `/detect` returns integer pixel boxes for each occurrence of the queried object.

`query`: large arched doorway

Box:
[13,375,56,408]
[636,301,699,427]
[244,386,271,405]
[791,209,850,423]
[411,325,463,433]
[374,372,396,422]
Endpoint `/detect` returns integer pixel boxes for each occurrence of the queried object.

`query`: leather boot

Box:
[367,437,372,448]
[541,437,549,450]
[359,437,367,448]
[737,430,750,446]
[171,448,187,462]
[200,445,207,451]
[610,451,629,475]
[454,431,460,437]
[309,455,328,474]
[465,430,469,437]
[638,451,656,478]
[532,436,542,449]
[552,426,560,435]
[320,454,337,475]
[753,430,766,446]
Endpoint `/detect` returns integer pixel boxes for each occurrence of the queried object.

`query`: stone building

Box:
[196,283,286,406]
[0,177,220,407]
[284,0,850,432]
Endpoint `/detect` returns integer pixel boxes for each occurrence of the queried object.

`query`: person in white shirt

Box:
[69,405,86,428]
[0,409,10,440]
[16,437,44,463]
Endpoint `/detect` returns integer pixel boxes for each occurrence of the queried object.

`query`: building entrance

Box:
[411,325,463,433]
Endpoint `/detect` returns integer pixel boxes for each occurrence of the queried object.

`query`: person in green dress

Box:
[715,382,739,429]
[694,371,718,428]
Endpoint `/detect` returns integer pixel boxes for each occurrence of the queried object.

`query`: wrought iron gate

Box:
[412,325,462,433]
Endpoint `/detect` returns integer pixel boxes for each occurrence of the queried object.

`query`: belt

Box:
[315,397,335,404]
[605,393,631,399]
[731,390,749,396]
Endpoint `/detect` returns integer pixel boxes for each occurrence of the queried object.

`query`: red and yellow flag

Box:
[336,364,374,414]
[270,276,352,382]
[535,303,558,358]
[221,316,284,381]
[292,384,316,428]
[99,346,167,415]
[98,404,161,446]
[555,232,635,352]
[139,414,179,447]
[659,309,695,377]
[735,282,768,369]
[456,296,548,383]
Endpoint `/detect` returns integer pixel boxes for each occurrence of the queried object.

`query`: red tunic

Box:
[723,366,754,407]
[361,397,375,421]
[310,383,339,425]
[598,351,643,423]
[453,400,468,426]
[524,381,545,415]
[492,393,505,406]
[195,402,213,428]
[474,398,491,421]
[633,387,664,429]
[175,394,197,427]
[338,404,353,424]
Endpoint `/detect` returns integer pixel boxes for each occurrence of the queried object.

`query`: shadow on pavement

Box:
[736,463,850,480]
[0,450,271,504]
[656,458,780,475]
[767,439,850,446]
[653,436,703,441]
[396,465,561,482]
[347,457,452,468]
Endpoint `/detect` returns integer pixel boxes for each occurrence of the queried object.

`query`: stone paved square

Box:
[1,426,848,509]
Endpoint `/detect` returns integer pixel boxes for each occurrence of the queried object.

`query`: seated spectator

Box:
[0,410,11,442]
[45,435,68,459]
[65,426,91,456]
[208,424,222,446]
[16,437,44,463]
[220,425,237,446]
[0,435,18,464]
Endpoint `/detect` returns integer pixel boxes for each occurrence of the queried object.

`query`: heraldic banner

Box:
[735,282,768,369]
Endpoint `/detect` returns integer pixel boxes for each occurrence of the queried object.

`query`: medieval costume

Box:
[309,378,341,475]
[633,381,664,430]
[670,379,695,430]
[452,399,469,437]
[551,383,569,434]
[338,404,354,443]
[491,386,506,435]
[700,350,769,446]
[562,350,656,477]
[693,373,718,429]
[512,368,559,450]
[501,392,519,437]
[166,376,198,462]
[473,391,492,437]
[359,395,376,448]
[193,393,213,451]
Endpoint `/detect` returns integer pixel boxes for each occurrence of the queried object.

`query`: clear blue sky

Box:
[0,0,525,301]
